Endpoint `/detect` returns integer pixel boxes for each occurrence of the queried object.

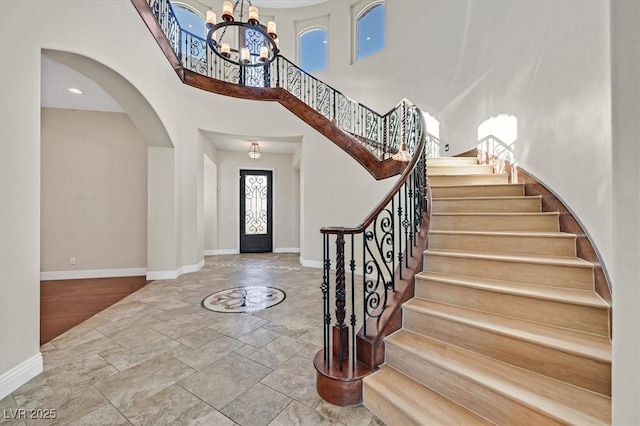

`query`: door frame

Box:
[236,167,276,253]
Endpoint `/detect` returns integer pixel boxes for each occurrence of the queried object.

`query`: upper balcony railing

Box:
[148,0,427,162]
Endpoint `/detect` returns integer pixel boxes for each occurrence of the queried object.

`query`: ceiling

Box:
[200,130,301,154]
[41,54,124,113]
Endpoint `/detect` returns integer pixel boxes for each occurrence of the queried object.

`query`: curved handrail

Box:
[321,102,426,235]
[136,0,416,168]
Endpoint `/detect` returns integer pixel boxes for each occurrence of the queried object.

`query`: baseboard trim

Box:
[183,259,205,274]
[0,353,43,399]
[300,257,323,269]
[274,247,301,253]
[40,268,147,281]
[147,259,205,280]
[204,249,239,256]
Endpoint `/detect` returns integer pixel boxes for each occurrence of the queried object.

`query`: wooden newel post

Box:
[333,233,349,369]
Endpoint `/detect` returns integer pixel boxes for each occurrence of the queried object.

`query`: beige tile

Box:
[43,335,121,371]
[369,415,385,426]
[315,401,374,426]
[297,326,324,347]
[169,336,245,370]
[234,344,259,357]
[24,386,108,426]
[95,353,195,411]
[248,335,307,369]
[170,401,234,425]
[269,400,338,426]
[122,384,202,425]
[96,301,164,323]
[262,315,319,339]
[220,383,291,426]
[150,313,214,339]
[13,354,117,411]
[105,325,176,352]
[176,327,224,349]
[208,314,269,338]
[99,339,181,372]
[67,403,129,426]
[238,327,282,348]
[261,353,321,407]
[50,328,106,351]
[0,396,26,426]
[179,354,272,409]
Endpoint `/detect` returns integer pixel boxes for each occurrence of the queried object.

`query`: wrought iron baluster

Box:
[322,234,331,367]
[350,234,356,371]
[334,233,347,371]
[397,190,403,280]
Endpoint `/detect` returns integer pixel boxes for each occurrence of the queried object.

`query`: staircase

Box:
[363,156,612,425]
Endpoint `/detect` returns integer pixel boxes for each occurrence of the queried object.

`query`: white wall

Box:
[40,108,147,273]
[611,1,640,423]
[203,156,218,253]
[263,0,613,282]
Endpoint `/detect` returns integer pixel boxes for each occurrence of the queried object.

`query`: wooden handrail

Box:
[321,104,427,235]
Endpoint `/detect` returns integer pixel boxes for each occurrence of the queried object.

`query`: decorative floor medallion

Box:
[201,286,286,313]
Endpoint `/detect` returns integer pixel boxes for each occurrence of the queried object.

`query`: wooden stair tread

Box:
[432,212,558,217]
[427,172,503,177]
[416,271,609,309]
[429,230,576,239]
[403,299,611,362]
[430,183,523,189]
[425,248,593,268]
[387,330,611,424]
[432,195,541,201]
[365,365,492,425]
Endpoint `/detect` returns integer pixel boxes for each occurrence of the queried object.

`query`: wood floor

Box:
[40,276,148,345]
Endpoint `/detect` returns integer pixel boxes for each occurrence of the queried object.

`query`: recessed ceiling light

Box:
[68,88,83,95]
[366,36,371,41]
[323,40,327,44]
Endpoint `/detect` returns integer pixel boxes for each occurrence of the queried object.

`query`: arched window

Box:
[299,28,328,73]
[356,3,385,60]
[171,2,206,36]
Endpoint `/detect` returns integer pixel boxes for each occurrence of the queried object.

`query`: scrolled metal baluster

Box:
[350,234,356,371]
[334,233,347,371]
[322,234,331,366]
[397,191,404,280]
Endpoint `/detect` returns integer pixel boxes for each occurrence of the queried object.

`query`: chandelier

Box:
[248,142,262,159]
[206,1,280,67]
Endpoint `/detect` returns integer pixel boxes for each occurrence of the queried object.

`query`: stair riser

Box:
[363,385,422,426]
[428,233,576,257]
[428,165,494,175]
[385,344,565,425]
[403,310,611,396]
[423,253,594,290]
[430,184,524,198]
[427,158,478,166]
[415,278,609,336]
[432,198,541,213]
[431,214,559,232]
[428,174,508,186]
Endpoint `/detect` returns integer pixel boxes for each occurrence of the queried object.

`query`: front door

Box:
[240,170,273,253]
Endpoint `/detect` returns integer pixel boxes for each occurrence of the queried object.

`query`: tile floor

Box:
[0,254,383,426]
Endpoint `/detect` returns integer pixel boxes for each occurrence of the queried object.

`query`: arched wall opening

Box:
[39,50,178,281]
